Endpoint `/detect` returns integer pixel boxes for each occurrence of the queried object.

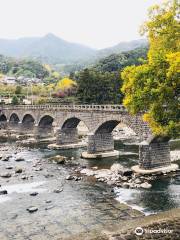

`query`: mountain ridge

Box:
[0,34,147,64]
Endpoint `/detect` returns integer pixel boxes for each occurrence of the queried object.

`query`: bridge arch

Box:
[38,115,54,128]
[0,114,7,122]
[61,117,81,129]
[9,113,20,125]
[95,120,120,134]
[22,114,35,129]
[94,117,138,137]
[57,117,89,145]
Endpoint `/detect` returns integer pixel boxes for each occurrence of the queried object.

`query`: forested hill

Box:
[76,46,148,104]
[92,47,148,72]
[0,55,49,79]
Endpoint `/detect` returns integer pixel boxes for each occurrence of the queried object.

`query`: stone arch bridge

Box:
[0,104,172,171]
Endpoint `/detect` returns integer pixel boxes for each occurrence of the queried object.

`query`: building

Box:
[3,76,16,85]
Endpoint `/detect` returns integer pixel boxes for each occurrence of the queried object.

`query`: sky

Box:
[0,0,163,49]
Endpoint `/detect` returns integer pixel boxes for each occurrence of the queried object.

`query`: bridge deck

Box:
[1,104,127,112]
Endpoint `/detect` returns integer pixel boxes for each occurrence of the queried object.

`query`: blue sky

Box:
[0,0,163,49]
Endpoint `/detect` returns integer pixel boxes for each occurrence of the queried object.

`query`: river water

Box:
[0,139,180,239]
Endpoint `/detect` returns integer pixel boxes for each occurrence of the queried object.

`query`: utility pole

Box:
[31,84,33,105]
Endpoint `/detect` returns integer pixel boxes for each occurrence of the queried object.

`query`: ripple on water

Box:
[114,187,155,216]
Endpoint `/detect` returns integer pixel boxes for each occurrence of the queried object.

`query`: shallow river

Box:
[0,139,179,239]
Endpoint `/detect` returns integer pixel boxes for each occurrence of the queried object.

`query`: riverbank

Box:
[68,208,180,240]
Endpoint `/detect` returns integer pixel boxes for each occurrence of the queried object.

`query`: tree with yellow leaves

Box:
[121,0,180,137]
[55,77,77,98]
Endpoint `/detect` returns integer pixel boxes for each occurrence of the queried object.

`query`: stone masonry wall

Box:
[87,133,114,153]
[56,128,79,144]
[139,141,171,169]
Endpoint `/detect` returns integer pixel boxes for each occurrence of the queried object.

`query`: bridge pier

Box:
[139,141,171,169]
[48,128,86,149]
[82,133,119,158]
[34,125,54,139]
[132,139,178,173]
[56,128,79,145]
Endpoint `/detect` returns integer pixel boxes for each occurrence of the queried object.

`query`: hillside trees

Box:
[0,56,50,79]
[77,47,147,104]
[121,0,180,137]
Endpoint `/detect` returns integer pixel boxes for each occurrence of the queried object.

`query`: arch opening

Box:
[0,114,7,129]
[61,117,89,136]
[56,117,89,145]
[38,115,54,128]
[95,120,120,134]
[0,114,7,122]
[9,113,20,125]
[62,117,81,129]
[95,120,137,138]
[37,115,54,137]
[22,114,35,129]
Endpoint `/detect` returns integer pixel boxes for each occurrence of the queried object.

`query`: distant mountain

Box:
[0,33,96,64]
[97,39,148,58]
[0,34,148,65]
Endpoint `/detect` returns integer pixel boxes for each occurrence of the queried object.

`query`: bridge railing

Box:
[1,104,127,112]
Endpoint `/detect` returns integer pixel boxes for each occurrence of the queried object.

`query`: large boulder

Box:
[140,182,152,189]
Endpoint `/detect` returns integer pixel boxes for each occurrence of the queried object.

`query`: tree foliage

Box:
[54,78,77,98]
[76,48,147,104]
[93,47,148,72]
[0,56,49,79]
[15,85,22,95]
[121,0,180,137]
[12,95,19,105]
[77,69,122,104]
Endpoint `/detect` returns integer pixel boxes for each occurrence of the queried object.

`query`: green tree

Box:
[77,69,122,104]
[15,85,22,95]
[12,95,19,105]
[121,0,180,138]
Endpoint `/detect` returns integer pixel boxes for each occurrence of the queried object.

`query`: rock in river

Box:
[15,157,25,162]
[66,175,74,180]
[15,167,23,174]
[6,166,13,170]
[1,155,11,161]
[30,192,39,196]
[49,155,66,164]
[26,207,38,213]
[53,188,63,193]
[140,182,152,189]
[1,172,12,178]
[0,190,8,195]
